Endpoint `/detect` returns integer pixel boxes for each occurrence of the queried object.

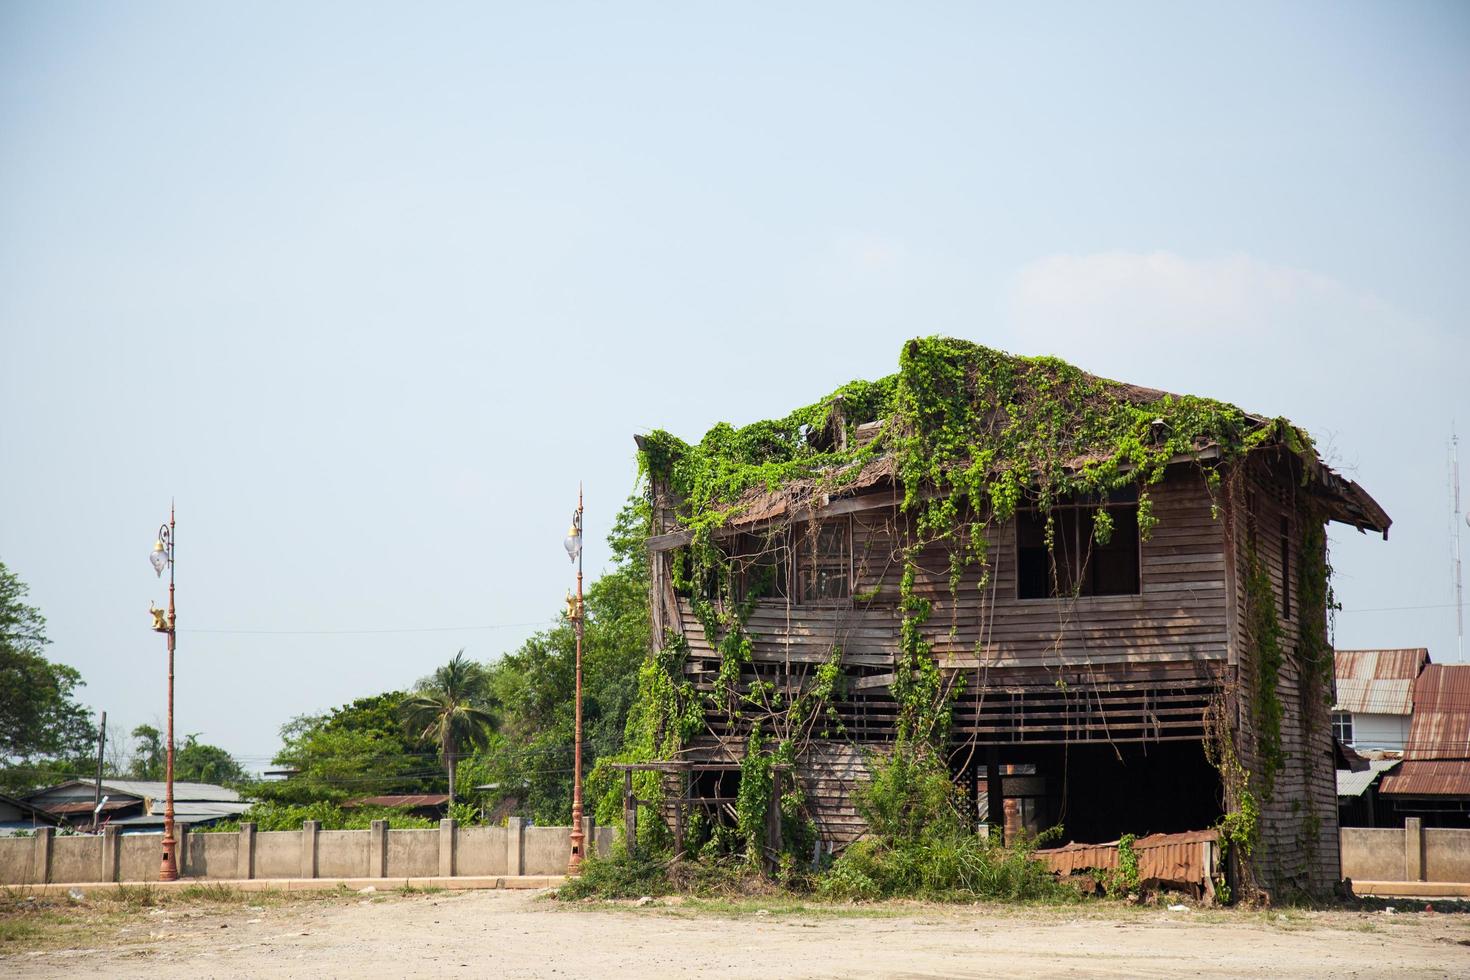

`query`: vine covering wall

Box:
[612,337,1334,884]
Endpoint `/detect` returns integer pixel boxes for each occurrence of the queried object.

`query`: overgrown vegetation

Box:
[624,337,1319,887]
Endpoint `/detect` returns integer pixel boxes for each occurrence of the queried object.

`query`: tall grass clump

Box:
[817,748,1072,903]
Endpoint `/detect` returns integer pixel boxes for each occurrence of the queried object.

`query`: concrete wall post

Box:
[1405,817,1424,881]
[177,824,189,877]
[238,822,256,880]
[370,820,387,878]
[301,820,319,879]
[439,818,457,878]
[35,827,52,885]
[584,815,596,859]
[506,817,523,876]
[102,825,121,882]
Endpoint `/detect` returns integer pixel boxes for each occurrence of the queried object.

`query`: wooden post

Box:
[986,748,1004,844]
[622,770,637,857]
[765,769,783,871]
[672,771,686,861]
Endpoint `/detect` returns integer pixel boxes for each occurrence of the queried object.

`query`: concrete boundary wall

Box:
[0,819,613,886]
[1341,820,1470,883]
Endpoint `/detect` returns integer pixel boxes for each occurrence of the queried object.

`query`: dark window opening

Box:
[730,531,789,602]
[1280,514,1291,620]
[795,518,851,602]
[1016,490,1140,599]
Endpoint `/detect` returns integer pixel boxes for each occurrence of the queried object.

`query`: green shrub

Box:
[556,851,672,900]
[815,747,1072,903]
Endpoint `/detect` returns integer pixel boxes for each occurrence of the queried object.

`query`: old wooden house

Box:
[637,339,1389,897]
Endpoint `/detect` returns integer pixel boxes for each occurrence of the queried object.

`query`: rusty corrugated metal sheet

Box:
[1403,664,1470,762]
[1333,649,1430,715]
[1036,829,1217,884]
[344,794,450,808]
[1379,760,1470,797]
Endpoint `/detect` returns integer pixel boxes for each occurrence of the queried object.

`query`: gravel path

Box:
[8,888,1470,978]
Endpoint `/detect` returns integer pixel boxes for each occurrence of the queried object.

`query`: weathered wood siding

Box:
[1227,462,1341,897]
[674,466,1228,684]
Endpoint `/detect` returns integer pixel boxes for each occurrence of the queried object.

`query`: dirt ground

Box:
[5,887,1470,978]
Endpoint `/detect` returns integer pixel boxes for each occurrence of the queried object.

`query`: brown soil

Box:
[5,888,1470,978]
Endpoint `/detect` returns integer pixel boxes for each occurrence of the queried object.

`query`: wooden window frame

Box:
[792,516,854,606]
[1014,493,1143,601]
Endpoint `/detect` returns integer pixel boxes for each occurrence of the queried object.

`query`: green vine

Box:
[1243,546,1285,801]
[635,337,1321,871]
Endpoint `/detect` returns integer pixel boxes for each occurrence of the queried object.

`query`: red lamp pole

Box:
[151,504,179,881]
[567,486,586,874]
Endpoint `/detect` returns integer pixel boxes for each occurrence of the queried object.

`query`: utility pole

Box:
[91,711,107,833]
[1453,428,1464,662]
[563,486,586,874]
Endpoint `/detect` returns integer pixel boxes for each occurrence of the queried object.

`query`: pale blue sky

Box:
[2,2,1467,770]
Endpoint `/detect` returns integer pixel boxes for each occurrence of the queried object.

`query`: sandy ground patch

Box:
[5,888,1470,978]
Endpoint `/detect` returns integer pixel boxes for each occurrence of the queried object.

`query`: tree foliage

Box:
[126,724,249,787]
[257,692,436,805]
[402,651,496,808]
[0,562,95,791]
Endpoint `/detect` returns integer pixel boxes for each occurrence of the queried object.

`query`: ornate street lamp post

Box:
[148,504,179,881]
[564,487,585,874]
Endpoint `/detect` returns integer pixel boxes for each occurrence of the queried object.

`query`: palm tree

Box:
[401,651,496,809]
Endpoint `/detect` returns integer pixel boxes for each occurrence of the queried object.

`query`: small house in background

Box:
[23,779,249,832]
[1378,664,1470,827]
[343,794,450,821]
[0,791,66,836]
[1332,648,1430,752]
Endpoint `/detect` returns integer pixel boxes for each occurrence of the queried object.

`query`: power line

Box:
[180,620,555,636]
[1336,602,1466,615]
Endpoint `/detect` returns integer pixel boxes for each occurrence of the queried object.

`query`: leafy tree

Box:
[0,562,95,791]
[402,651,495,808]
[128,724,165,779]
[126,724,247,786]
[257,692,436,805]
[176,735,249,786]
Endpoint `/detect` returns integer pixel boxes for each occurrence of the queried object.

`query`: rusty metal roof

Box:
[1036,828,1217,884]
[1379,760,1470,798]
[1333,649,1430,715]
[43,799,135,816]
[343,794,450,809]
[1403,664,1470,762]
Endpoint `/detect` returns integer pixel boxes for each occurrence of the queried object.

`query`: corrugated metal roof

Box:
[1036,829,1217,884]
[1333,649,1430,715]
[1337,758,1400,798]
[344,794,450,808]
[147,801,252,817]
[1379,760,1470,797]
[43,799,135,815]
[26,779,241,803]
[1403,664,1470,761]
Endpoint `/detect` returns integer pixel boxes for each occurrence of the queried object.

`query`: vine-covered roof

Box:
[639,337,1389,540]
